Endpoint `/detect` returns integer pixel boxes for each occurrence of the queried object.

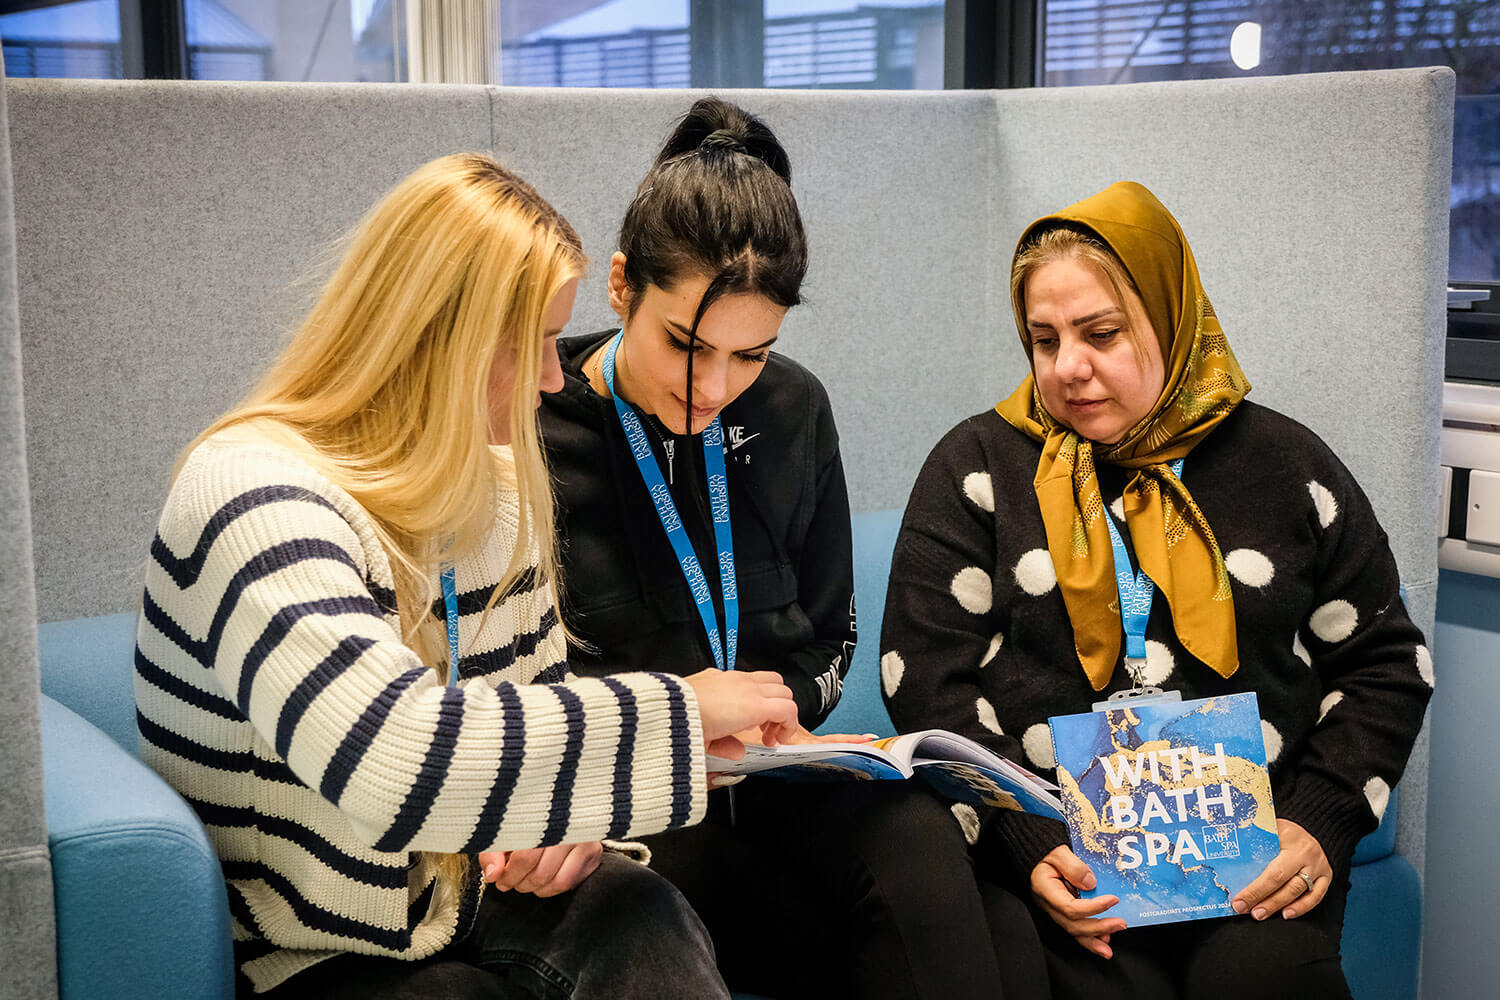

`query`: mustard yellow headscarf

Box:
[996,182,1252,691]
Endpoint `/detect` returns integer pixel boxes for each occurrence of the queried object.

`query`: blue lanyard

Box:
[1103,458,1184,669]
[602,331,739,671]
[440,565,460,686]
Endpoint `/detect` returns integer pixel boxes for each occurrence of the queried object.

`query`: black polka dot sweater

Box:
[134,429,707,992]
[880,401,1432,882]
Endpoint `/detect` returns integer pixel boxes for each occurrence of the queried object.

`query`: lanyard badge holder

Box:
[602,331,739,672]
[1092,459,1185,713]
[441,565,461,687]
[603,331,744,820]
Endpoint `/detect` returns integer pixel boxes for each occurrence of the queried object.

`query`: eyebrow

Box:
[666,319,778,352]
[1027,307,1125,331]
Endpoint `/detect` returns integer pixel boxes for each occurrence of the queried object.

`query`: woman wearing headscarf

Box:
[880,181,1432,998]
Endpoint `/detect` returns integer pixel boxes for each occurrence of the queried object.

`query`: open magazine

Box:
[707,730,1063,818]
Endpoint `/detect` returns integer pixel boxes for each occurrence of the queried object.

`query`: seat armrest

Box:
[42,694,235,1000]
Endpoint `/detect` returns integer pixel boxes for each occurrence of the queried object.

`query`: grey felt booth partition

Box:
[0,55,57,1000]
[10,68,1451,868]
[5,68,1449,996]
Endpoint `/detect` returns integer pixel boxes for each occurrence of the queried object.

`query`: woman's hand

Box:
[478,842,605,898]
[704,724,878,789]
[1232,819,1333,920]
[1030,845,1126,959]
[729,723,879,747]
[685,669,799,759]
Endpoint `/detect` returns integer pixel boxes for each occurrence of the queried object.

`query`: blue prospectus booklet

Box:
[1048,693,1280,927]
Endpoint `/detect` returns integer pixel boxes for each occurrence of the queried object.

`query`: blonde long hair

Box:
[185,153,581,662]
[181,154,583,890]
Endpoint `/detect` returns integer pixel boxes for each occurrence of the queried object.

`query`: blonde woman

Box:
[133,153,797,999]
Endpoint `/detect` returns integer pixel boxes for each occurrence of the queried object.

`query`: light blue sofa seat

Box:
[819,508,903,738]
[39,692,234,1000]
[39,510,1420,999]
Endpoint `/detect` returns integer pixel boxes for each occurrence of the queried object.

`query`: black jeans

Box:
[252,853,728,999]
[638,779,1048,1000]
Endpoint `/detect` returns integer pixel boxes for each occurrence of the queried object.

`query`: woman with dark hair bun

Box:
[529,98,1047,998]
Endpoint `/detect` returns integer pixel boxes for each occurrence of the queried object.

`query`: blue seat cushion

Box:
[41,694,235,1000]
[818,509,902,737]
[1342,852,1421,1000]
[37,610,141,755]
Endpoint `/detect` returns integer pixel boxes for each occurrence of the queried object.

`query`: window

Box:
[1,0,125,78]
[0,1,940,89]
[499,1,945,90]
[186,0,405,82]
[499,0,688,88]
[1039,0,1500,279]
[0,0,407,83]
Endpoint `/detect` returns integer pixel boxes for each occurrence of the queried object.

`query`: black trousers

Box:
[975,835,1353,1000]
[250,853,728,999]
[638,779,1049,1000]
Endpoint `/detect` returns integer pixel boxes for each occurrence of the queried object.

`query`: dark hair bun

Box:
[657,97,792,184]
[701,129,748,154]
[618,97,807,329]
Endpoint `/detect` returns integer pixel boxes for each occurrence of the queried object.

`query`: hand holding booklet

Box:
[1047,692,1279,926]
[706,729,1064,818]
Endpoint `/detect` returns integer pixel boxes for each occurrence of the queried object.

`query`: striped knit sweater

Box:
[134,428,708,992]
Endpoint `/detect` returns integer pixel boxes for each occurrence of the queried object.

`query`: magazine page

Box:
[906,731,1062,794]
[1048,692,1280,927]
[912,760,1065,817]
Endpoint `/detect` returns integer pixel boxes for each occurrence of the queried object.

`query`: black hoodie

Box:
[540,329,856,726]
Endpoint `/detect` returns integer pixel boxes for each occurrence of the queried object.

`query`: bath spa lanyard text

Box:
[604,329,743,816]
